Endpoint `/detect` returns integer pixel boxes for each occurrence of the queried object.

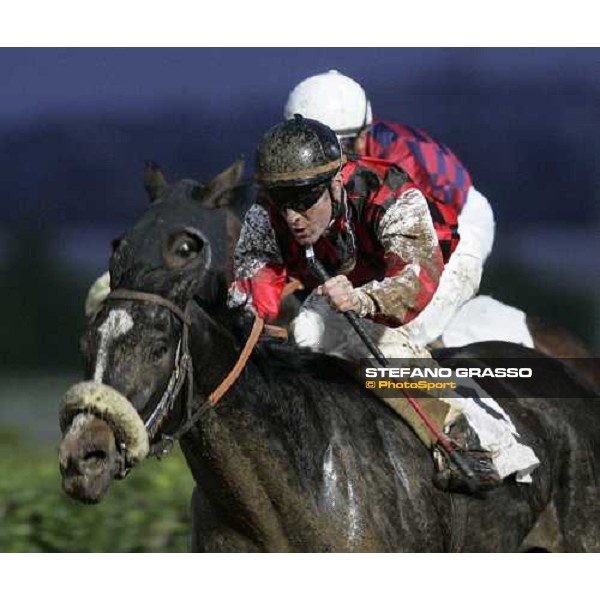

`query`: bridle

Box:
[106,289,263,460]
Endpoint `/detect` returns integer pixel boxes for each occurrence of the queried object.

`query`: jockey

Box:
[229,115,538,493]
[283,70,495,347]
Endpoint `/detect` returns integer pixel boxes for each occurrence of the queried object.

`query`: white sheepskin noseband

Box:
[60,381,149,465]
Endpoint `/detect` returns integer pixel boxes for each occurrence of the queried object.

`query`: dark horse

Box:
[59,165,600,551]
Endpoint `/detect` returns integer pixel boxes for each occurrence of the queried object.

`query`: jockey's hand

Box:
[316,275,361,313]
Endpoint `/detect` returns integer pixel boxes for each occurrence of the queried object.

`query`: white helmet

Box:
[284,70,372,138]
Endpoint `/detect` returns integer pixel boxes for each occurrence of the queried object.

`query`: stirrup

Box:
[432,446,502,495]
[432,415,502,495]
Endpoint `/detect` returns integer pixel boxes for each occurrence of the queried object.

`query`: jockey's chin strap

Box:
[106,289,264,459]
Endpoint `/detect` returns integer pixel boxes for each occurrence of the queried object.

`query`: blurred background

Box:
[0,47,598,551]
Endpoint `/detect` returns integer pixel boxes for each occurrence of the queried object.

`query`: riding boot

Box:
[377,392,502,495]
[432,414,502,495]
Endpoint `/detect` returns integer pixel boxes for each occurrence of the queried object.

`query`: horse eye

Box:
[164,230,204,269]
[176,239,197,258]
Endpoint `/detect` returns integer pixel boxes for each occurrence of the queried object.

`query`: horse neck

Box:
[180,307,301,549]
[186,302,240,400]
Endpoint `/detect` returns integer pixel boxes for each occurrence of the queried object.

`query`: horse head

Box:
[59,161,242,503]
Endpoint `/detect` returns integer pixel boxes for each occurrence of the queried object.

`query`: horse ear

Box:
[199,156,245,209]
[144,160,168,203]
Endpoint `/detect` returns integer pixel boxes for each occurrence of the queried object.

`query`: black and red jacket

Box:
[229,157,450,327]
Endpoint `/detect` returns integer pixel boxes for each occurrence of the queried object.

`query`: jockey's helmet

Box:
[254,115,344,189]
[283,70,372,139]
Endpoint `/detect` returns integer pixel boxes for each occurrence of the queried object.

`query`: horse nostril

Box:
[82,449,108,464]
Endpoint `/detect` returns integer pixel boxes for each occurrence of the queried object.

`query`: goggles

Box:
[269,183,328,214]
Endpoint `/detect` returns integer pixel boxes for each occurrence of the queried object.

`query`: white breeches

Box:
[442,295,535,348]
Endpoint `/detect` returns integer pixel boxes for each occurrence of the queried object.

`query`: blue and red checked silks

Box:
[365,119,472,215]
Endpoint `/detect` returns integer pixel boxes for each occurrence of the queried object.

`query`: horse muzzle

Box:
[59,381,150,503]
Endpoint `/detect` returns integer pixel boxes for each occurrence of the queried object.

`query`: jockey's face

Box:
[274,174,342,246]
[354,129,368,155]
[339,129,368,155]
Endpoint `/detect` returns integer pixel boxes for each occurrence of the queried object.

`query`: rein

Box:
[106,289,264,458]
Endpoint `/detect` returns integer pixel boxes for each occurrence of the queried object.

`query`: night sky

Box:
[1,48,598,125]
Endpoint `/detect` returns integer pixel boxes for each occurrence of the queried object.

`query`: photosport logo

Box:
[359,358,598,399]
